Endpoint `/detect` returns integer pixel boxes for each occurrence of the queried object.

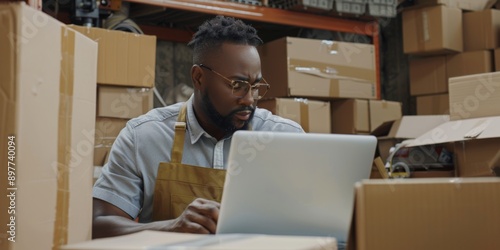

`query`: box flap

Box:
[370,120,395,137]
[371,115,449,139]
[409,116,500,147]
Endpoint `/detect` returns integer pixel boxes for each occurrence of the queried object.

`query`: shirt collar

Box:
[185,95,216,144]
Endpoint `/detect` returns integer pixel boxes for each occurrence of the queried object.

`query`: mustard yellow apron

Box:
[152,103,226,221]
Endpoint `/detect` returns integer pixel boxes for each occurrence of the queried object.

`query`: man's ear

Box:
[191,65,204,90]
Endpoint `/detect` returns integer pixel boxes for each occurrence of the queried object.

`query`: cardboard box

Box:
[331,99,370,134]
[93,118,124,167]
[94,117,128,140]
[373,115,450,161]
[416,93,450,115]
[494,48,500,71]
[0,3,97,249]
[368,100,402,133]
[455,138,500,177]
[259,37,377,99]
[415,0,496,11]
[449,72,500,121]
[258,98,331,133]
[70,25,156,88]
[410,51,492,96]
[463,9,500,52]
[409,116,500,177]
[97,86,153,119]
[61,230,338,250]
[353,178,500,250]
[93,138,114,167]
[403,5,462,55]
[409,56,447,95]
[331,99,402,134]
[446,50,493,78]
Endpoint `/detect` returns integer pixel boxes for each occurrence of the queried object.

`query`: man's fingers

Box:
[182,198,221,233]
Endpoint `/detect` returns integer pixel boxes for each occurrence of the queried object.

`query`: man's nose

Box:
[238,88,255,106]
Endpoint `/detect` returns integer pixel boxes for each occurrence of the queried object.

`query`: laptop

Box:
[216,131,377,243]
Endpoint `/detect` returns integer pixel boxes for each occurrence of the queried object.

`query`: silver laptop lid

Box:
[217,131,377,243]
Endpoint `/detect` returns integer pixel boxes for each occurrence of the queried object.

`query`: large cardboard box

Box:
[409,116,500,177]
[331,99,401,134]
[353,178,500,250]
[416,93,450,115]
[97,86,153,119]
[410,51,492,96]
[259,37,377,99]
[449,72,500,121]
[61,230,338,250]
[463,9,500,52]
[403,5,462,55]
[70,25,156,88]
[415,0,496,11]
[258,98,331,133]
[0,3,97,249]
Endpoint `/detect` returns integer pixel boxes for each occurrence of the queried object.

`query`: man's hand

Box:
[170,198,221,234]
[92,197,220,238]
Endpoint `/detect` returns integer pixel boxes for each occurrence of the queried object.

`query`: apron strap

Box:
[171,103,188,163]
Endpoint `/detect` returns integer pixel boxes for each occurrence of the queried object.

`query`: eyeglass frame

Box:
[197,64,270,100]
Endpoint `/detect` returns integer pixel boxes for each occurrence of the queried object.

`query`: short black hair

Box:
[187,15,263,64]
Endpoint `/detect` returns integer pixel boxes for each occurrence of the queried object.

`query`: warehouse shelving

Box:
[126,0,381,98]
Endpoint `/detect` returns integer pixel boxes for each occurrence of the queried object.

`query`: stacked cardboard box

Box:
[409,50,493,114]
[258,36,402,135]
[403,1,497,115]
[409,71,500,177]
[258,98,331,133]
[0,3,97,249]
[70,26,157,168]
[330,99,402,135]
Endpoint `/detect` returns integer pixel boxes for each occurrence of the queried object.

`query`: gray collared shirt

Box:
[93,96,304,222]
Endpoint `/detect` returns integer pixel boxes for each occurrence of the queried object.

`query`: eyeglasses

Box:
[198,64,270,100]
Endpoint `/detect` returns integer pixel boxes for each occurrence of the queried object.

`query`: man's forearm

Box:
[92,215,174,239]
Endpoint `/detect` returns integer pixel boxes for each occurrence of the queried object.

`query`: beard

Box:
[201,92,255,135]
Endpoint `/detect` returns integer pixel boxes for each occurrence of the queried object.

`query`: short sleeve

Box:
[93,123,143,218]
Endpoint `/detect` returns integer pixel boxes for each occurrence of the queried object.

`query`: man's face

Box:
[198,43,262,136]
[200,91,255,134]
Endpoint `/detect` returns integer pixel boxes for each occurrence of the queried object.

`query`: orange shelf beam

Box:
[126,0,381,98]
[126,0,378,35]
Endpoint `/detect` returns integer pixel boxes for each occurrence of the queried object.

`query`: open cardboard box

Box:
[372,115,450,161]
[409,116,500,177]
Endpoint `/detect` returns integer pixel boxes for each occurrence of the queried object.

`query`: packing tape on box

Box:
[416,10,429,51]
[53,27,75,250]
[289,58,376,83]
[295,98,310,133]
[319,40,339,54]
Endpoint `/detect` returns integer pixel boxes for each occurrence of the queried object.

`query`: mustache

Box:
[230,106,255,115]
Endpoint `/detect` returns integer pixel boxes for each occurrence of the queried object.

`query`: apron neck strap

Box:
[171,103,188,163]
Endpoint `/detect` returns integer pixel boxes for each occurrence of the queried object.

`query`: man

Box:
[92,15,304,239]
